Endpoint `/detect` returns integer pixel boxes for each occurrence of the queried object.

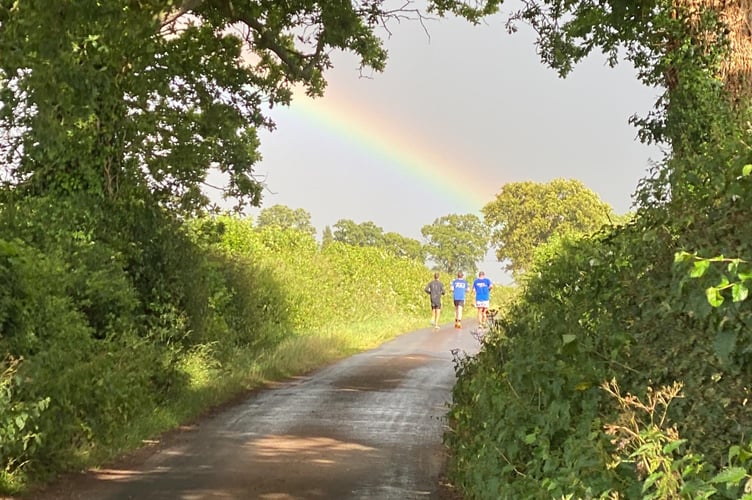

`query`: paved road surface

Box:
[29,322,481,500]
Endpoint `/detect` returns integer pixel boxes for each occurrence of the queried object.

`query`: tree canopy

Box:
[0,0,498,213]
[383,231,425,262]
[256,205,316,236]
[332,219,384,247]
[421,213,488,273]
[328,219,424,261]
[482,179,614,275]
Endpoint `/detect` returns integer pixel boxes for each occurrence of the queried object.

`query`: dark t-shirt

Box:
[425,279,445,305]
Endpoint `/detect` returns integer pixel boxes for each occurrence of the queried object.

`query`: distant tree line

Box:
[257,177,616,277]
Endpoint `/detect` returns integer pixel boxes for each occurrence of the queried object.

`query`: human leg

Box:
[476,300,490,326]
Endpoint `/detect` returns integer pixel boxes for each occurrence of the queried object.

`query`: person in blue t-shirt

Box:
[450,271,468,329]
[472,271,493,327]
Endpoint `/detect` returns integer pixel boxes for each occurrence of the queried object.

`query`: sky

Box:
[241,4,664,284]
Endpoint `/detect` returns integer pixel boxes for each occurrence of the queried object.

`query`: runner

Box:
[472,271,493,327]
[450,271,468,328]
[424,272,445,330]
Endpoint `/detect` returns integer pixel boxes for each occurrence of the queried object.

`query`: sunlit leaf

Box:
[732,283,749,302]
[690,259,710,278]
[738,271,752,282]
[674,251,693,263]
[710,466,747,484]
[642,471,662,492]
[662,439,687,454]
[743,164,752,176]
[729,445,741,463]
[706,287,724,307]
[728,260,739,274]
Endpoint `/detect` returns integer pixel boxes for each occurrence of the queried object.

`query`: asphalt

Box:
[25,321,481,500]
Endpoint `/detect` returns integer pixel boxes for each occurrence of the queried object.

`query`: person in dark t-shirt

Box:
[424,272,445,330]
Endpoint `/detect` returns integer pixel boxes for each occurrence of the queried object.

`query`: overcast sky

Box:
[240,4,663,283]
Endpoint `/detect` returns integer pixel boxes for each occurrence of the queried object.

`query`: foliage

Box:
[0,208,433,493]
[0,357,49,489]
[382,231,425,262]
[446,164,752,498]
[0,0,501,212]
[196,214,429,333]
[673,164,752,309]
[421,213,488,273]
[328,219,425,261]
[332,219,385,247]
[322,225,334,247]
[446,226,636,499]
[256,205,316,236]
[602,380,752,500]
[0,0,511,494]
[506,0,733,147]
[482,178,614,275]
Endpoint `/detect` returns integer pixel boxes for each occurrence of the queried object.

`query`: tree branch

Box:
[161,0,205,29]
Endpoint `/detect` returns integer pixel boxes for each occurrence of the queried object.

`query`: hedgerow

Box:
[445,66,752,498]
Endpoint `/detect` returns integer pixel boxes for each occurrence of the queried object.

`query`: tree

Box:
[0,0,493,213]
[482,179,614,275]
[421,214,488,273]
[383,232,425,262]
[332,219,384,247]
[321,225,334,247]
[256,205,315,236]
[506,0,752,144]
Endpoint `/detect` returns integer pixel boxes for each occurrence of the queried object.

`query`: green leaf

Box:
[713,330,737,364]
[710,466,747,485]
[728,260,740,275]
[562,334,577,345]
[743,164,752,176]
[674,251,692,263]
[662,438,687,454]
[706,287,724,307]
[728,445,741,463]
[738,271,752,282]
[690,259,710,278]
[643,471,663,492]
[732,283,749,302]
[524,433,537,444]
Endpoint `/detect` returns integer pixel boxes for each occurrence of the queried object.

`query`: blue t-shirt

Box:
[451,279,468,300]
[473,277,492,301]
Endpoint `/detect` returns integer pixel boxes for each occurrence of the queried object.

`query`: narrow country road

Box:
[29,322,481,500]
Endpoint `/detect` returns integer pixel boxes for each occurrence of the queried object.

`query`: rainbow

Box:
[278,89,501,215]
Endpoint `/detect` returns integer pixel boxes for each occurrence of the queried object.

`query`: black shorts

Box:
[431,301,441,309]
[454,300,465,307]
